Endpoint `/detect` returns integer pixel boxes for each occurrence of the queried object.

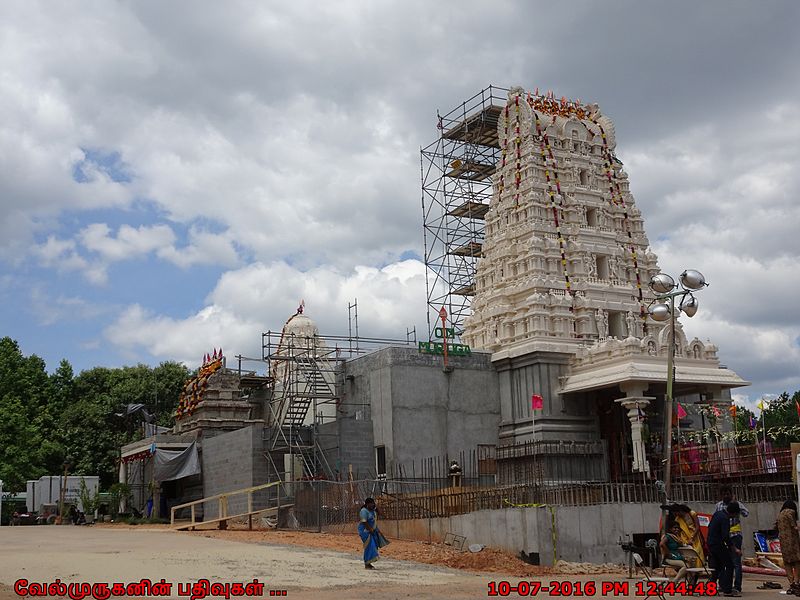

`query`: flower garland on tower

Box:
[530,102,574,299]
[513,95,522,206]
[586,113,648,332]
[500,104,509,196]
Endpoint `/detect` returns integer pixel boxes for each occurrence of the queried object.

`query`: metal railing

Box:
[672,443,792,481]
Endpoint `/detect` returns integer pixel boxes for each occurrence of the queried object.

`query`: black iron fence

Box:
[386,440,795,489]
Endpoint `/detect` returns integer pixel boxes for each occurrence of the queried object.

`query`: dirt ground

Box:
[94,522,625,578]
[0,524,790,599]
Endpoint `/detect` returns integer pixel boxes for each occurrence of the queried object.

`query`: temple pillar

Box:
[615,395,655,475]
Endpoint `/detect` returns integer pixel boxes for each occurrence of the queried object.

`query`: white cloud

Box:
[80,223,176,261]
[27,286,110,326]
[104,259,427,366]
[34,223,241,283]
[35,236,89,272]
[156,227,240,269]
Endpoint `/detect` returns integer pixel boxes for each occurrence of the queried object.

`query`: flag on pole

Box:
[676,404,687,419]
[531,394,544,410]
[757,399,765,411]
[729,405,737,418]
[712,406,721,418]
[795,399,800,422]
[748,415,757,429]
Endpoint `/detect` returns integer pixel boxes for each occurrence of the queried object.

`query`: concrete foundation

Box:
[376,500,785,566]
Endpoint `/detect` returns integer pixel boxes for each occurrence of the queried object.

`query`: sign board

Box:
[419,341,471,356]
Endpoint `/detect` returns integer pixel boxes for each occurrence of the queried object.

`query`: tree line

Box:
[0,337,189,491]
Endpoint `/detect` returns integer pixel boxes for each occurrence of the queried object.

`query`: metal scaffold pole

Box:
[420,85,509,337]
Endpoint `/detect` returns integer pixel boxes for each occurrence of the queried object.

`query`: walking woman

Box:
[777,500,800,595]
[358,497,389,569]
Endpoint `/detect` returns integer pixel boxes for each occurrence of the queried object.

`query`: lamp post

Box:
[648,270,707,507]
[0,479,4,527]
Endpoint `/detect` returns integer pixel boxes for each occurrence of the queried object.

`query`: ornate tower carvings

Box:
[463,87,668,355]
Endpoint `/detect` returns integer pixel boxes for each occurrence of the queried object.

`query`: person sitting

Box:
[661,522,689,582]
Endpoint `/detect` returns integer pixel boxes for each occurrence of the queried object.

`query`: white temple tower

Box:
[457,87,746,475]
[463,87,656,352]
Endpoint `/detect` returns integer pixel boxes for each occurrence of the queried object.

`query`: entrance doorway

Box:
[597,391,632,482]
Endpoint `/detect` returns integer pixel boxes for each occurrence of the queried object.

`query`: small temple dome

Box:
[282,313,319,338]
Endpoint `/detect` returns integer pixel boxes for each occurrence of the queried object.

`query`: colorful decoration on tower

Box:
[175,347,225,419]
[584,109,648,331]
[530,104,574,298]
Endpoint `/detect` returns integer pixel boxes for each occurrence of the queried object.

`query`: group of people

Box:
[358,490,800,591]
[660,489,800,597]
[659,489,748,596]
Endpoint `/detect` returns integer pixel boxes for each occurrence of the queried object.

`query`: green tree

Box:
[762,391,800,447]
[0,337,191,490]
[0,395,44,490]
[0,338,52,490]
[153,361,191,426]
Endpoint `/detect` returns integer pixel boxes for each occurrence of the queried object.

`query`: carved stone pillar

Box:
[616,396,654,475]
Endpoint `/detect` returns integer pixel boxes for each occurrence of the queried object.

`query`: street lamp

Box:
[648,270,708,503]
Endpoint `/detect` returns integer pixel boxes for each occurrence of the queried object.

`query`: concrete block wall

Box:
[342,346,500,474]
[379,500,788,566]
[338,418,376,478]
[318,417,376,478]
[201,425,268,519]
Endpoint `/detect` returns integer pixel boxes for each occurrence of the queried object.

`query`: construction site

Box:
[118,85,789,567]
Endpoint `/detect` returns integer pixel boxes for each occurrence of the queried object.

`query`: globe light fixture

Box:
[648,303,671,322]
[649,273,676,294]
[679,269,706,291]
[648,269,708,526]
[680,295,699,318]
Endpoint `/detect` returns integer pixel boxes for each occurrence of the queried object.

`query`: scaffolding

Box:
[260,327,416,497]
[420,85,509,335]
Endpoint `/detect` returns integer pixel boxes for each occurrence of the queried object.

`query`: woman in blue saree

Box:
[358,497,387,569]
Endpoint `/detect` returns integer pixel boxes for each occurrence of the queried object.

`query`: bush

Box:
[78,478,100,515]
[108,483,132,519]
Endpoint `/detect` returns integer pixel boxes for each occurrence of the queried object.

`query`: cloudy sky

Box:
[1,1,798,410]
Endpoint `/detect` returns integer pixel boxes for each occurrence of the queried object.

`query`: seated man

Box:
[660,522,689,582]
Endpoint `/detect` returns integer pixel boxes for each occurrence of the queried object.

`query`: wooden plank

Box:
[172,504,294,531]
[172,480,281,511]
